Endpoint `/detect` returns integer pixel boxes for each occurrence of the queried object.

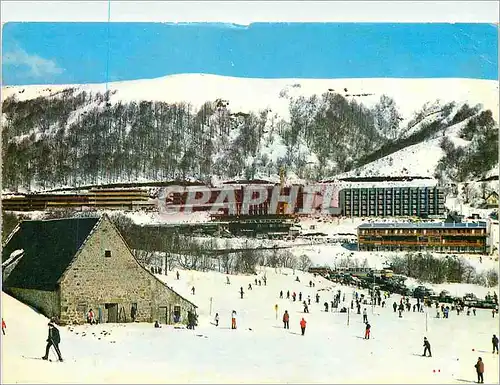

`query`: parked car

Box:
[463,293,479,307]
[413,286,434,299]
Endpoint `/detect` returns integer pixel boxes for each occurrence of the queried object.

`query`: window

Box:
[105,250,112,258]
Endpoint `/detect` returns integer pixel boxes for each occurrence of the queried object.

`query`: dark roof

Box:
[358,222,487,229]
[2,217,100,291]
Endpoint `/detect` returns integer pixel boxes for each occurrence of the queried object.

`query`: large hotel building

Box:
[340,186,445,217]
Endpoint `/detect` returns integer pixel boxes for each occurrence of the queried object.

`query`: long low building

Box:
[357,222,487,254]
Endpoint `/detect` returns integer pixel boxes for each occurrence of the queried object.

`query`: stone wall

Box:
[8,287,60,319]
[59,217,196,325]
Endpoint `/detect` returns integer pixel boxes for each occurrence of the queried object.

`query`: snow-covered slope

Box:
[2,74,498,188]
[3,74,498,122]
[337,120,473,179]
[2,267,499,384]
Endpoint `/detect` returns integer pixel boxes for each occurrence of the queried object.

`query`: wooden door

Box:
[106,303,118,323]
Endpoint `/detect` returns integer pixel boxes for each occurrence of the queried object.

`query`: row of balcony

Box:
[358,239,486,247]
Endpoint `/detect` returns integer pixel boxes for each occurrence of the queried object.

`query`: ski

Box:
[22,355,54,362]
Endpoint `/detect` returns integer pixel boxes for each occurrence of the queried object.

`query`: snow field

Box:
[2,266,499,384]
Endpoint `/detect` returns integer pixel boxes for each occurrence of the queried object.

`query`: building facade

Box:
[357,222,487,254]
[2,215,196,325]
[340,186,445,217]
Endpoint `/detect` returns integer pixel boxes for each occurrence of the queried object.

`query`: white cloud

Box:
[3,47,64,78]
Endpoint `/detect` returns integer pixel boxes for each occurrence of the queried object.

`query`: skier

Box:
[299,292,302,302]
[231,310,237,330]
[316,293,320,303]
[1,318,5,335]
[362,308,368,323]
[393,302,397,312]
[364,322,371,339]
[293,292,297,302]
[283,310,290,329]
[351,300,354,310]
[240,287,244,299]
[492,309,496,318]
[191,286,195,295]
[248,283,252,290]
[307,295,311,305]
[154,320,161,328]
[287,290,290,299]
[280,290,283,299]
[324,302,329,312]
[473,308,476,316]
[474,357,484,384]
[422,337,432,357]
[303,302,309,313]
[300,317,307,336]
[226,276,230,284]
[214,313,219,327]
[176,271,180,280]
[42,321,63,362]
[331,301,334,312]
[492,334,499,354]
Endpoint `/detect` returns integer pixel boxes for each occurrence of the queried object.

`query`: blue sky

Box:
[2,22,498,85]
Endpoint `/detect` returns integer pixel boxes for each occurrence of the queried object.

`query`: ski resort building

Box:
[340,186,445,217]
[2,215,196,325]
[357,222,488,254]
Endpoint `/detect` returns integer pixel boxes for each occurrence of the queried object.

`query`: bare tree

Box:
[298,254,312,272]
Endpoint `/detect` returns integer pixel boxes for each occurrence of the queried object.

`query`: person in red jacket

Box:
[2,318,6,335]
[300,317,307,336]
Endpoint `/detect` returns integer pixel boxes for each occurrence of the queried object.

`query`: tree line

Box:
[2,89,496,191]
[389,251,498,287]
[2,88,406,190]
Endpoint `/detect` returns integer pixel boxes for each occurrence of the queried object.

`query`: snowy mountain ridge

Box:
[2,74,498,191]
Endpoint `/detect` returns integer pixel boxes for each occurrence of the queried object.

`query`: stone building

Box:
[2,215,196,325]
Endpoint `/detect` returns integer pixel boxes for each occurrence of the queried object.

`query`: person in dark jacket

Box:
[422,337,432,357]
[42,321,63,362]
[492,334,499,354]
[475,357,484,383]
[364,322,371,339]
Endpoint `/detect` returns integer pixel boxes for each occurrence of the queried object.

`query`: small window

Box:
[105,250,112,258]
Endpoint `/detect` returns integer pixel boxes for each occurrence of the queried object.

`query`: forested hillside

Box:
[1,82,498,192]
